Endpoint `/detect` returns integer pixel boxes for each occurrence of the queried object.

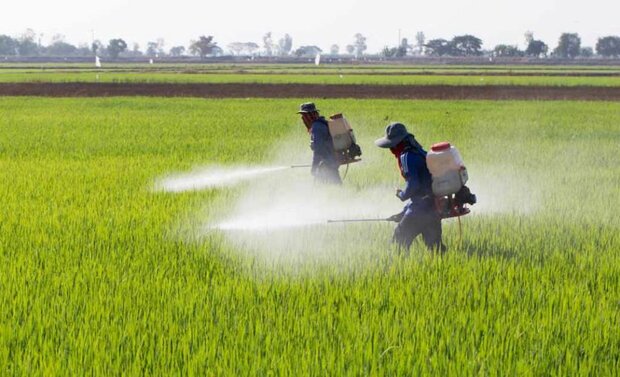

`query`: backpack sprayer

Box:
[327,141,476,224]
[291,113,362,177]
[426,142,477,218]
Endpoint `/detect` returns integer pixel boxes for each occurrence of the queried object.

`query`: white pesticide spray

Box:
[201,174,402,266]
[153,165,289,193]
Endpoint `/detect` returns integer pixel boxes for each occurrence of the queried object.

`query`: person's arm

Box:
[397,153,422,201]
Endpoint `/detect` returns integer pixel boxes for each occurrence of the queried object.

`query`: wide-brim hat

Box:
[297,102,319,114]
[375,122,410,148]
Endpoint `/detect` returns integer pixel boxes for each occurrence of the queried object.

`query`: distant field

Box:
[1,97,618,374]
[2,62,620,73]
[2,63,620,86]
[2,71,620,86]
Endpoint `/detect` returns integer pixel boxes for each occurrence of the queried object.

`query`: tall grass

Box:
[0,97,618,375]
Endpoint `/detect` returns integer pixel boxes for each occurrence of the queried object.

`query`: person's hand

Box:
[395,188,403,198]
[387,212,404,222]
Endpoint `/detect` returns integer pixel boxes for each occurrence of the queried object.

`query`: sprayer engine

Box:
[435,185,477,218]
[328,113,362,165]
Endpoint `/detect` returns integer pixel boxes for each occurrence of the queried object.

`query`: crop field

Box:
[2,71,620,87]
[1,63,620,86]
[1,96,619,374]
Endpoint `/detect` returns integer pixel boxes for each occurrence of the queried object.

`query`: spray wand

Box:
[327,213,402,223]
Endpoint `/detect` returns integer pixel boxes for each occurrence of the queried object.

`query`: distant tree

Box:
[353,33,367,57]
[243,42,259,55]
[451,35,483,56]
[228,42,244,55]
[17,29,39,56]
[425,39,453,56]
[146,39,165,57]
[382,46,397,58]
[0,35,18,55]
[47,41,78,56]
[580,47,593,58]
[294,45,322,57]
[346,45,355,55]
[415,31,425,55]
[596,36,620,57]
[107,38,127,59]
[278,34,293,56]
[525,40,548,57]
[330,44,340,55]
[494,44,523,57]
[91,40,103,56]
[169,46,185,57]
[146,42,158,56]
[228,42,259,56]
[211,46,224,56]
[263,32,274,56]
[189,35,218,59]
[554,33,581,59]
[131,43,142,56]
[75,43,93,57]
[399,38,411,56]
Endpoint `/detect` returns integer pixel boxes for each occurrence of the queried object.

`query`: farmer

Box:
[297,102,341,184]
[376,122,446,252]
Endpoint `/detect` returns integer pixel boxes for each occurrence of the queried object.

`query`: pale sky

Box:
[3,0,619,53]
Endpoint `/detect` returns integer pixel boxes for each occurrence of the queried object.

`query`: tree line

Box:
[1,29,619,59]
[383,32,620,59]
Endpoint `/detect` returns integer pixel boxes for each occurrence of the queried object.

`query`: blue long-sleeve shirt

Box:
[397,147,434,214]
[310,117,338,171]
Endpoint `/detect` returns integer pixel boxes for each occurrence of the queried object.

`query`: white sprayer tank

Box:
[426,142,468,196]
[328,114,356,152]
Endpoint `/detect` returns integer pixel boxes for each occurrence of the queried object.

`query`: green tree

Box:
[107,39,127,59]
[580,47,593,57]
[451,35,483,56]
[47,41,78,56]
[263,32,274,56]
[17,29,39,56]
[294,45,322,58]
[278,34,293,56]
[189,36,217,59]
[425,39,453,56]
[169,46,185,57]
[0,35,17,56]
[353,33,367,57]
[494,44,523,57]
[554,33,581,58]
[525,40,548,57]
[415,31,425,55]
[91,40,103,56]
[596,36,620,57]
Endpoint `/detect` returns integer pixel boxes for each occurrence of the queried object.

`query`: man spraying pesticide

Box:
[296,102,362,184]
[331,122,476,252]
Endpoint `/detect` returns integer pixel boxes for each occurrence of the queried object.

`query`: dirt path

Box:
[1,82,619,100]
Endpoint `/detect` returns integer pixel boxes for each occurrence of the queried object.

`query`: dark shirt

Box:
[397,146,434,214]
[310,117,338,172]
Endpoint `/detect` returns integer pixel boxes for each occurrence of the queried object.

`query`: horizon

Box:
[3,0,620,54]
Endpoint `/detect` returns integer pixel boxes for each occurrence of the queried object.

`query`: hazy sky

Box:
[3,0,619,53]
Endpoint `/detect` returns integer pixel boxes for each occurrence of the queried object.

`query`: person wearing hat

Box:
[297,102,342,184]
[376,122,446,252]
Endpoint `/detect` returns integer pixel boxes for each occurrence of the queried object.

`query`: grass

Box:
[0,97,618,375]
[2,71,620,86]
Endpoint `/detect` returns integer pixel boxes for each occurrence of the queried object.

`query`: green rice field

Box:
[1,97,618,374]
[1,63,620,86]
